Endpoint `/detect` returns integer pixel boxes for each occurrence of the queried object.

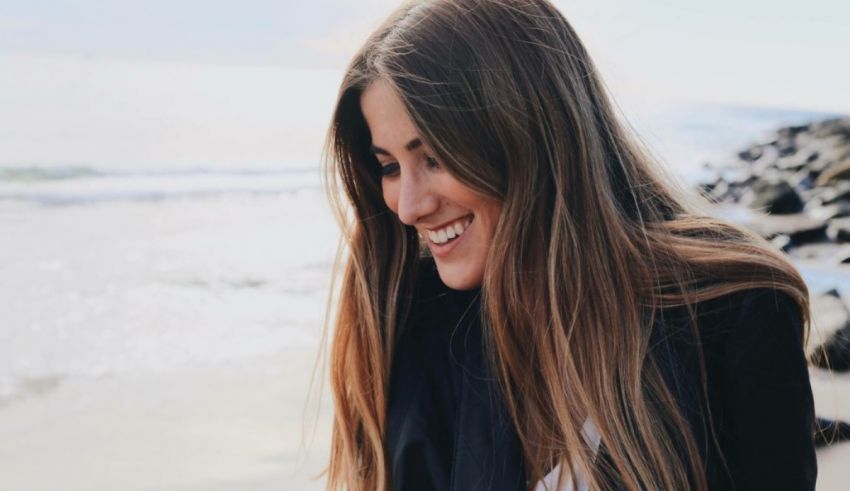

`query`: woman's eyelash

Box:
[378,156,439,177]
[380,163,399,177]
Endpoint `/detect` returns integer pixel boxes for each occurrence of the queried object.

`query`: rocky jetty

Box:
[699,116,850,264]
[698,116,850,369]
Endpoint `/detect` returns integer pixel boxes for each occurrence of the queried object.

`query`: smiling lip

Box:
[426,214,473,232]
[427,215,473,258]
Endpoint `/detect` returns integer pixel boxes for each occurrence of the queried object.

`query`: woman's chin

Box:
[434,263,483,291]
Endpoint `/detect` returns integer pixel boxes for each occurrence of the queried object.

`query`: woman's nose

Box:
[396,171,439,226]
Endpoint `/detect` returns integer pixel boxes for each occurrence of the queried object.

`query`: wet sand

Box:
[0,346,847,490]
[0,346,332,491]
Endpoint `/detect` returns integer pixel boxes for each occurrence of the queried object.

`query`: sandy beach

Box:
[0,343,847,490]
[0,345,333,491]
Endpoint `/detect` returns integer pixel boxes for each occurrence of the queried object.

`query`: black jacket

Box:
[386,259,817,490]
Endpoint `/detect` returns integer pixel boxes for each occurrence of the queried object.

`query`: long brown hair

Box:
[318,1,810,489]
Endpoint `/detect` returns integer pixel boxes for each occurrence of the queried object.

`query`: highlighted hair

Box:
[318,1,810,489]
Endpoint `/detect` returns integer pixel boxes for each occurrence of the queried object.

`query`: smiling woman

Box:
[360,79,502,290]
[319,1,817,490]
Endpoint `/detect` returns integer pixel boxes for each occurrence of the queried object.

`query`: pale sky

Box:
[0,0,848,168]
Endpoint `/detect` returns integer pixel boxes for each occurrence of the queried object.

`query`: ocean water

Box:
[1,103,848,403]
[0,167,336,401]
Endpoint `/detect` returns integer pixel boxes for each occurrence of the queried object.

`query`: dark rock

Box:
[814,417,850,448]
[778,124,811,139]
[707,180,749,202]
[817,158,850,186]
[808,137,850,176]
[827,217,850,242]
[810,322,850,371]
[787,168,815,190]
[741,213,827,244]
[804,201,850,221]
[778,139,797,158]
[749,145,780,172]
[808,159,833,177]
[809,289,850,368]
[822,287,842,300]
[819,183,850,205]
[708,180,728,200]
[738,146,763,162]
[747,180,804,214]
[719,167,751,185]
[697,182,716,200]
[811,118,850,139]
[770,234,792,252]
[777,148,820,171]
[785,241,849,263]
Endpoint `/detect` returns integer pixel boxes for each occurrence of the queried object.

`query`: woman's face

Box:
[360,79,501,290]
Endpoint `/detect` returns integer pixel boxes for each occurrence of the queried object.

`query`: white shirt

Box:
[533,416,602,491]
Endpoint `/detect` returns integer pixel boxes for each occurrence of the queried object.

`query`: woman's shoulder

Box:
[705,287,806,372]
[697,288,815,489]
[649,286,808,407]
[655,287,804,348]
[650,287,815,489]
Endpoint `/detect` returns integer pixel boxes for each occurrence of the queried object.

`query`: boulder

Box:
[741,212,827,243]
[817,182,850,205]
[787,168,815,190]
[811,118,850,139]
[804,201,850,221]
[815,417,850,448]
[785,242,850,263]
[770,234,792,252]
[745,145,780,173]
[809,289,850,370]
[810,323,850,371]
[738,146,763,162]
[778,123,811,139]
[827,217,850,242]
[816,158,850,186]
[746,180,804,214]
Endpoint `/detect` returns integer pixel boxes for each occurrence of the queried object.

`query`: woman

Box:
[320,0,817,489]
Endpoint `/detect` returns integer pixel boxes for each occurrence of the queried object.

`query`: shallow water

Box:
[0,173,336,401]
[0,103,845,403]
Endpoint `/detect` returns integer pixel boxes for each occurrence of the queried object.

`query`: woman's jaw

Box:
[424,211,495,291]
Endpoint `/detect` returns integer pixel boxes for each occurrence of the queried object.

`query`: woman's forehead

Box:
[361,81,423,151]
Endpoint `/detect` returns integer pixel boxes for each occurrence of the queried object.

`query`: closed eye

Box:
[378,156,440,179]
[380,162,400,177]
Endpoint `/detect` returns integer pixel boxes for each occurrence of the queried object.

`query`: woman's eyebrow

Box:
[370,138,423,156]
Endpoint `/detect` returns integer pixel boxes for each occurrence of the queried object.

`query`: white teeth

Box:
[427,216,473,245]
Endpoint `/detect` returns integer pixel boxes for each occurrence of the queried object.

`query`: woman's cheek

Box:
[382,181,399,215]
